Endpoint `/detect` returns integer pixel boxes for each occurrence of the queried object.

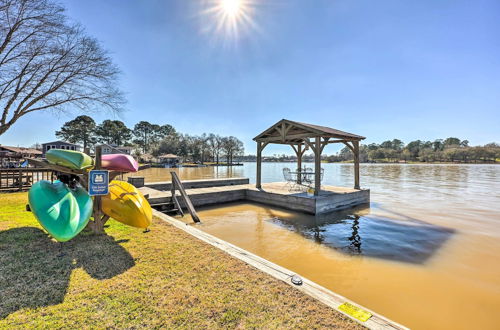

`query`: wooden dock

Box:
[139,180,369,215]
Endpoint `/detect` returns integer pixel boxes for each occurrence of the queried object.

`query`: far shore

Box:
[238,160,499,165]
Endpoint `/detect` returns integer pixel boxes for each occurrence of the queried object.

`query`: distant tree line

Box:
[240,137,499,164]
[54,115,244,163]
[326,138,499,163]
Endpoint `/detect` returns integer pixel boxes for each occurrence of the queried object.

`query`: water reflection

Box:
[269,207,454,264]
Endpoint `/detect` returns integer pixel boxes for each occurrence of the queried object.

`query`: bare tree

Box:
[0,0,124,136]
[222,136,244,165]
[207,133,223,164]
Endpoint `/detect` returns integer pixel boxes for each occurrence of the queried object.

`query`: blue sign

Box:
[88,170,109,196]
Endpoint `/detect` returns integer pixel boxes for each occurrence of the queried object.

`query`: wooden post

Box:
[18,169,22,191]
[314,137,321,196]
[256,142,262,189]
[353,140,360,189]
[88,146,109,233]
[297,144,302,184]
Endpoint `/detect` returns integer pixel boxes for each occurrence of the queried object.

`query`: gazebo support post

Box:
[256,142,262,189]
[297,144,302,184]
[353,140,360,189]
[314,136,321,196]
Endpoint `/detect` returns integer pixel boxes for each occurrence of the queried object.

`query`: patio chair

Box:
[283,168,299,191]
[302,167,314,184]
[307,168,325,188]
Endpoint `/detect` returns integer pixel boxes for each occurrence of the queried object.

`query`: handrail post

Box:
[18,169,22,191]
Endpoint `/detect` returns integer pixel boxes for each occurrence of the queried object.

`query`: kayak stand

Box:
[27,147,125,234]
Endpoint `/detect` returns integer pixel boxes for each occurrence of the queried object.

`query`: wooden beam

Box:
[320,137,330,153]
[283,122,293,137]
[297,144,302,184]
[353,141,360,189]
[256,133,315,143]
[342,141,355,152]
[304,139,317,154]
[256,142,263,189]
[314,136,321,196]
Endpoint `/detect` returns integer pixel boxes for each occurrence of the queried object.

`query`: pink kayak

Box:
[101,154,139,172]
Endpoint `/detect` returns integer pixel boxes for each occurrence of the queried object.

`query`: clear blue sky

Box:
[1,0,499,155]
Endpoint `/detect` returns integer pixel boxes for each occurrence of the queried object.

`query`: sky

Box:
[1,0,499,155]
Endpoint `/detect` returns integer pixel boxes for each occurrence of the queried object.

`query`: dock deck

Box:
[139,180,369,215]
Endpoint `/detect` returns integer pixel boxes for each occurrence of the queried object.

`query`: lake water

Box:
[135,163,500,329]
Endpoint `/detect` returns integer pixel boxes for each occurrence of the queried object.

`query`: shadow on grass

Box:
[0,227,135,319]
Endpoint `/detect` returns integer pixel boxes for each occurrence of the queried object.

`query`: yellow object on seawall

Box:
[102,180,152,228]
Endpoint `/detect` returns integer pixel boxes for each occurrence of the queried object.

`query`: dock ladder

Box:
[169,171,201,223]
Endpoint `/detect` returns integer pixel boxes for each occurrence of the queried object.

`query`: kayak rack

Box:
[170,171,201,223]
[26,148,124,233]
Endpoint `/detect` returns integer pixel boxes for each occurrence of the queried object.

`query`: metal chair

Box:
[302,167,314,184]
[283,168,299,191]
[307,168,325,190]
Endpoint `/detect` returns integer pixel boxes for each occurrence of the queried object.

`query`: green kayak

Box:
[46,149,94,170]
[28,180,93,242]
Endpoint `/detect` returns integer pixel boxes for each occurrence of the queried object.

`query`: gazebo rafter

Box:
[253,119,365,195]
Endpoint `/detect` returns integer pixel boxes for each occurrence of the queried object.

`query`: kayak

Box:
[46,149,94,170]
[101,154,139,172]
[28,180,93,242]
[102,180,152,228]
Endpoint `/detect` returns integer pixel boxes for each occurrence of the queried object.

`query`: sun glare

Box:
[220,0,242,17]
[200,0,259,42]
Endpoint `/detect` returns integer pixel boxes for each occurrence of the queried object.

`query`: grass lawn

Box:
[0,192,362,329]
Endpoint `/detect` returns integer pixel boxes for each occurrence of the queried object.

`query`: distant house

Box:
[0,145,42,168]
[97,144,133,155]
[158,154,179,167]
[42,141,82,156]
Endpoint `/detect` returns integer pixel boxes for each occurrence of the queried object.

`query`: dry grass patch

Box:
[0,192,363,329]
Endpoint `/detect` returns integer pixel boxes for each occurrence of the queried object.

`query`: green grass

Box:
[0,192,362,329]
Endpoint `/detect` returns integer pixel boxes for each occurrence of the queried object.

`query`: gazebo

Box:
[253,119,365,195]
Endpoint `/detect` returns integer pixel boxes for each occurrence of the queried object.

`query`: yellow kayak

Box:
[102,180,152,228]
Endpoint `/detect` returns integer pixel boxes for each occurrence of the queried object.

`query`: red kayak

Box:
[101,154,139,172]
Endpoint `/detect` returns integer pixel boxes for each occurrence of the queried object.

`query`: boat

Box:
[101,154,139,172]
[101,180,152,228]
[46,149,94,170]
[28,180,93,242]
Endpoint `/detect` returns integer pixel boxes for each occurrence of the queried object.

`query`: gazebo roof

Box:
[253,119,365,144]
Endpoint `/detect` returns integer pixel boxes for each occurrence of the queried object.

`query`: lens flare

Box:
[220,0,242,17]
[200,0,259,43]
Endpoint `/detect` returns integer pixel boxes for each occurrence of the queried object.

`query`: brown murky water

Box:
[162,163,499,330]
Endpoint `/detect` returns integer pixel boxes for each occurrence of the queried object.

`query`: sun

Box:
[220,0,242,17]
[200,0,259,42]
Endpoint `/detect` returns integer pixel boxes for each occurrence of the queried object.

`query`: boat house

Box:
[0,145,42,168]
[158,154,179,167]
